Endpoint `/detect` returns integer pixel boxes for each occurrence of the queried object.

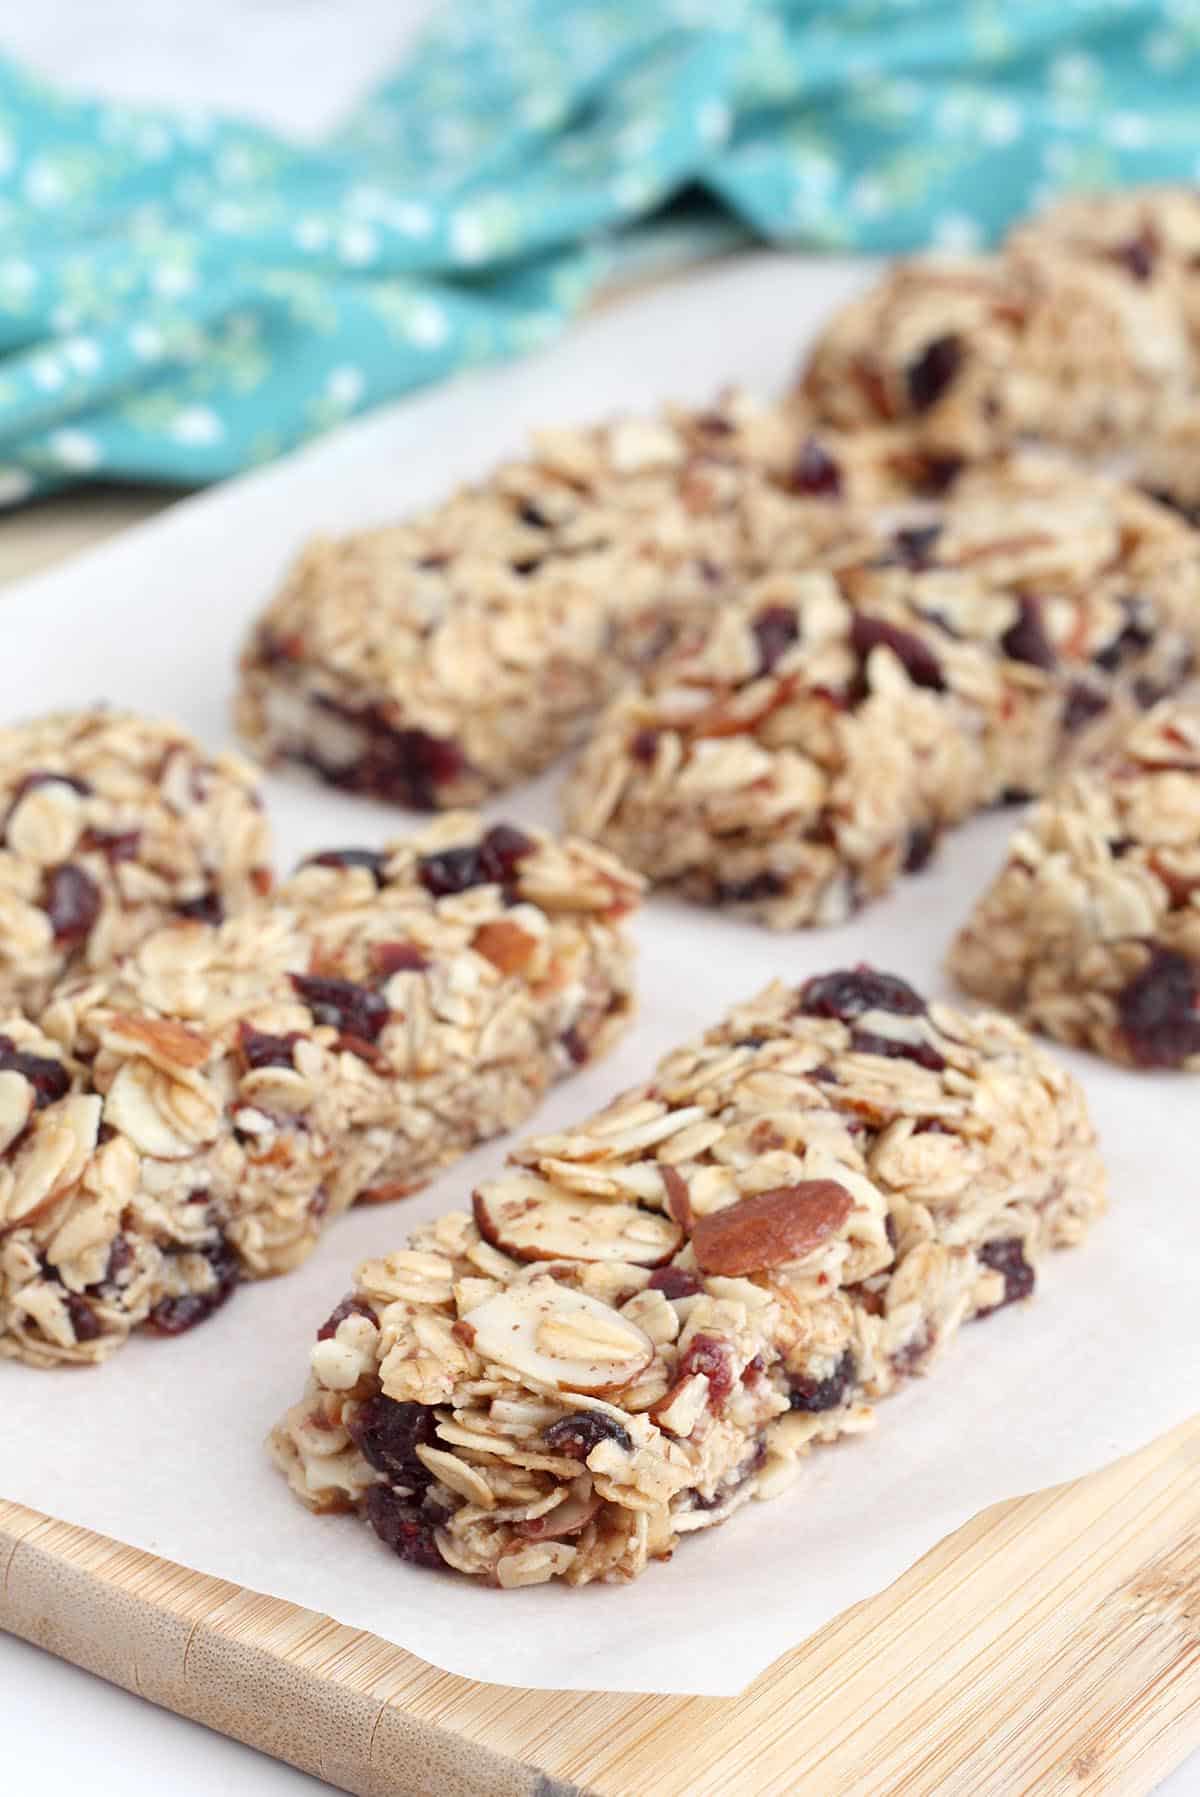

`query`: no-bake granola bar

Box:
[232,394,982,810]
[949,699,1200,1068]
[801,188,1200,511]
[564,457,1199,924]
[270,968,1104,1587]
[0,816,639,1366]
[0,709,272,1015]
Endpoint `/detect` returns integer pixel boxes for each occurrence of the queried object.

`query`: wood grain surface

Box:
[3,1416,1199,1796]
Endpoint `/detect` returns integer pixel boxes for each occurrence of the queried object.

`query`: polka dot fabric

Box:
[0,1,1197,499]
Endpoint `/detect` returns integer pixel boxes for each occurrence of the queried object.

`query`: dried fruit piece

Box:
[906,333,963,412]
[472,919,537,975]
[789,436,842,497]
[789,1349,855,1412]
[1000,597,1056,671]
[147,1236,240,1335]
[363,1485,444,1567]
[677,1332,735,1409]
[349,1395,437,1483]
[473,1185,681,1266]
[851,614,945,693]
[691,1181,854,1276]
[303,847,388,884]
[752,606,800,676]
[42,863,101,945]
[316,1294,379,1341]
[977,1238,1035,1313]
[238,1024,302,1071]
[418,823,534,898]
[543,1410,632,1459]
[0,1035,70,1110]
[1117,947,1200,1068]
[798,966,926,1022]
[291,974,389,1043]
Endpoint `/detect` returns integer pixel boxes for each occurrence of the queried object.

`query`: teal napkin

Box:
[2,1,1198,503]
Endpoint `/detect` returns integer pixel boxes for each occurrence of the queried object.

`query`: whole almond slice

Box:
[464,1281,653,1395]
[473,1185,681,1267]
[691,1180,854,1277]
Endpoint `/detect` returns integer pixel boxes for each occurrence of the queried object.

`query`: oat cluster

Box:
[271,968,1104,1586]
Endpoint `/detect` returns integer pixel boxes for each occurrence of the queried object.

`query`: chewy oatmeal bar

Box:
[563,457,1199,925]
[801,188,1200,510]
[270,968,1104,1587]
[232,394,953,810]
[0,708,272,1015]
[0,816,640,1367]
[949,700,1200,1068]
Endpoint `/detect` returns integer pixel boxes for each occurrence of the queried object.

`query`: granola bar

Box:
[949,699,1200,1068]
[563,457,1199,925]
[801,188,1200,511]
[270,968,1104,1587]
[0,816,640,1366]
[231,393,945,810]
[0,708,272,1015]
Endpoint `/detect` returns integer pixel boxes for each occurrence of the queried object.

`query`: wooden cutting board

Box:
[4,1414,1200,1796]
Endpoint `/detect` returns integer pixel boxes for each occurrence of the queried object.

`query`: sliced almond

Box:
[0,1069,36,1156]
[471,919,537,975]
[473,1183,681,1267]
[464,1280,653,1395]
[516,1480,600,1540]
[691,1180,854,1277]
[103,1012,213,1072]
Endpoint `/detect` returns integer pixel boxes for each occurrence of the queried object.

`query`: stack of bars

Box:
[7,184,1200,1591]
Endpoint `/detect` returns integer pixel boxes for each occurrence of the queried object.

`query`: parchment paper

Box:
[1,255,1196,1697]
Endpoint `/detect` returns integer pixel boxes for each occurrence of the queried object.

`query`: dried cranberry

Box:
[906,334,963,413]
[903,824,938,872]
[849,1028,947,1073]
[303,847,388,885]
[630,729,659,766]
[851,613,945,692]
[714,870,785,905]
[65,1293,102,1342]
[752,606,800,676]
[560,1024,589,1065]
[789,436,842,497]
[892,523,942,570]
[348,1395,437,1482]
[510,556,542,576]
[917,453,965,495]
[648,1266,702,1300]
[1093,596,1156,672]
[417,823,534,899]
[1062,682,1108,733]
[42,863,101,946]
[1000,597,1056,670]
[372,941,430,976]
[79,826,141,862]
[543,1410,632,1459]
[175,890,224,926]
[1110,230,1157,282]
[237,1023,302,1070]
[798,966,926,1022]
[1116,947,1200,1067]
[291,974,388,1043]
[678,1333,735,1410]
[147,1235,240,1335]
[518,499,552,529]
[105,1236,134,1284]
[788,1348,855,1412]
[316,1294,379,1341]
[978,1238,1035,1312]
[0,1034,69,1108]
[306,701,468,810]
[363,1485,444,1569]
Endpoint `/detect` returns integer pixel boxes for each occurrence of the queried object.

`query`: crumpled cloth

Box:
[1,1,1196,502]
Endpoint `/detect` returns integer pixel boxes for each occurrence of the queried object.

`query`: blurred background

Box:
[2,0,1199,523]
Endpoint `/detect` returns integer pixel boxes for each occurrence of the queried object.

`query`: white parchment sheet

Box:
[1,256,1197,1697]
